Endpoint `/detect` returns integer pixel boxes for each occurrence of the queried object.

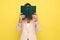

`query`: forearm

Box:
[19,18,22,23]
[35,19,41,31]
[16,20,22,32]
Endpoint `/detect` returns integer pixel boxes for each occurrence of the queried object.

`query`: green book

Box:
[21,6,36,19]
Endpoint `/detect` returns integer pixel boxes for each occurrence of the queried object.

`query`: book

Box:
[21,6,36,19]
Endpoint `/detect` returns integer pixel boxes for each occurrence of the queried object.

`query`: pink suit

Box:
[16,19,41,40]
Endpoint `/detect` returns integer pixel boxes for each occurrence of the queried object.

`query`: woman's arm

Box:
[16,21,22,32]
[35,20,41,32]
[16,14,23,32]
[33,15,41,32]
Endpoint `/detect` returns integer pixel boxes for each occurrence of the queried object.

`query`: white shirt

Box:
[27,23,30,28]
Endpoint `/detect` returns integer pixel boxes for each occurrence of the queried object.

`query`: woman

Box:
[16,13,41,40]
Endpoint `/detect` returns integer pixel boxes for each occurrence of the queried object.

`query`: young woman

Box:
[16,13,41,40]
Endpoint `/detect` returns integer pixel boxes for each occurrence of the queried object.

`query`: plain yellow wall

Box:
[0,0,60,40]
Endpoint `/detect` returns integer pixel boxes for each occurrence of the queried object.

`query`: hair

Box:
[24,3,31,6]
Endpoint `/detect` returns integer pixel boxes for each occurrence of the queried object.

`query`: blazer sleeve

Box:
[35,20,41,32]
[16,21,22,32]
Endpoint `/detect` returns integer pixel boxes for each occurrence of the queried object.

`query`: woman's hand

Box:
[19,14,25,23]
[20,14,25,19]
[32,14,38,21]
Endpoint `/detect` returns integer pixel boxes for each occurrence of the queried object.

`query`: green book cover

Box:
[21,6,36,19]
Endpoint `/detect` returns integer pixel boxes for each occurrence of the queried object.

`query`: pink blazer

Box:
[16,19,41,40]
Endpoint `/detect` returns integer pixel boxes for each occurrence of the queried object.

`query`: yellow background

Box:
[0,0,60,40]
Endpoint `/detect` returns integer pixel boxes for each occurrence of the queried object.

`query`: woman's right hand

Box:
[20,14,25,19]
[19,15,23,20]
[19,14,25,23]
